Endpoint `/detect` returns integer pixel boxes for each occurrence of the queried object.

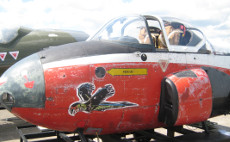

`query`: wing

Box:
[90,84,115,106]
[92,101,138,111]
[77,83,95,101]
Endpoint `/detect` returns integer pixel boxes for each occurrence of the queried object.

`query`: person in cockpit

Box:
[158,22,186,49]
[138,27,151,44]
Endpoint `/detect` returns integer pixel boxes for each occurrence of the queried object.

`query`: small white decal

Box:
[48,33,58,37]
[159,60,169,72]
[9,51,19,60]
[0,52,7,61]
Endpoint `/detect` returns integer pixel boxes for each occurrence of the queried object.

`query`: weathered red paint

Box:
[10,61,229,135]
[166,69,212,125]
[23,75,34,89]
[11,62,187,134]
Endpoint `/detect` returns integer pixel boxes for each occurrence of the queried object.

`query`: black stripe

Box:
[39,40,154,64]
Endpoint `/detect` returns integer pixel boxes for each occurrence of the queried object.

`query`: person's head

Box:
[140,27,147,36]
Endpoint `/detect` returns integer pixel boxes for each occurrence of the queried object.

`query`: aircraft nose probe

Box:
[0,53,45,111]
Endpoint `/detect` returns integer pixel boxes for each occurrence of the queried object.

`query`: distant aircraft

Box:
[0,27,88,108]
[1,15,230,141]
[0,27,89,75]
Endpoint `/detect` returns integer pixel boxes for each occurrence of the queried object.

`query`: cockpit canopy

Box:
[91,16,151,45]
[91,16,155,45]
[90,15,220,54]
[0,26,19,44]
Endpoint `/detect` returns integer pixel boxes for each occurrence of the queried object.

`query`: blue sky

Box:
[0,0,230,48]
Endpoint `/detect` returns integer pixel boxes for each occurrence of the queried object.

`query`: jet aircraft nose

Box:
[0,53,45,111]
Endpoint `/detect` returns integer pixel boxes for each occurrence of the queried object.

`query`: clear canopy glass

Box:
[0,26,19,44]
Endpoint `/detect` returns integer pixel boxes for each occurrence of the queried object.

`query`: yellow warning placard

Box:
[107,68,147,76]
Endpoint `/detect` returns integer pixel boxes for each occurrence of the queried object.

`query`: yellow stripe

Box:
[107,68,147,76]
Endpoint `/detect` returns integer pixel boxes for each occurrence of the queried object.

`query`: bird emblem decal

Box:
[68,83,138,116]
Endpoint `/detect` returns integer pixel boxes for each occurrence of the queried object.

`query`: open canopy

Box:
[90,15,228,55]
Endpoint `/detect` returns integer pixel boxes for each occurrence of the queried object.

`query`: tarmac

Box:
[1,108,230,142]
[0,108,20,142]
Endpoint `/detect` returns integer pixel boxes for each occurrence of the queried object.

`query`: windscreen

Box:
[91,16,152,45]
[0,26,19,44]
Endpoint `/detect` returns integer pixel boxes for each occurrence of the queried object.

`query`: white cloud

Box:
[0,0,230,48]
